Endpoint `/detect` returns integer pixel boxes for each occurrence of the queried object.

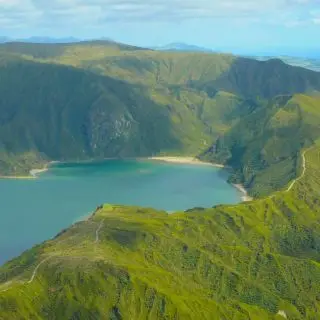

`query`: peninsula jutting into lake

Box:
[0,159,241,265]
[1,31,320,319]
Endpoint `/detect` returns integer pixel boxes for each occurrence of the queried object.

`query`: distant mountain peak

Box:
[153,42,213,53]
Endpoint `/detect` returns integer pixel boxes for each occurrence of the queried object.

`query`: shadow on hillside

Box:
[0,59,183,161]
[188,57,320,100]
[213,57,320,99]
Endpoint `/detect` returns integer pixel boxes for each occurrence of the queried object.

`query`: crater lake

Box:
[0,159,242,265]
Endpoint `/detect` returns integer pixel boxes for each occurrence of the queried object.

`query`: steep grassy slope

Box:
[0,58,184,158]
[0,42,235,84]
[252,56,320,72]
[0,49,258,176]
[1,143,320,319]
[0,40,145,59]
[196,58,320,99]
[201,94,320,197]
[0,57,229,175]
[1,41,320,319]
[0,41,320,195]
[4,43,319,97]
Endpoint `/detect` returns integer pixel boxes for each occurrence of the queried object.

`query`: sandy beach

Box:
[233,184,253,202]
[148,156,252,202]
[0,156,253,202]
[0,161,56,180]
[0,175,35,180]
[148,156,225,168]
[30,167,49,177]
[0,168,47,180]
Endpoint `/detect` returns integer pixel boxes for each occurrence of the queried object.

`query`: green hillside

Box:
[1,41,320,319]
[253,56,320,72]
[1,142,320,319]
[0,41,320,197]
[0,55,254,175]
[201,94,320,197]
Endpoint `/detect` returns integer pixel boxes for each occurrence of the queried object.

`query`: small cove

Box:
[0,159,241,265]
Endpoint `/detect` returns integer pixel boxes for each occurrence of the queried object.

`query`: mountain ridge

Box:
[0,42,320,197]
[0,40,320,319]
[1,142,320,319]
[0,36,116,44]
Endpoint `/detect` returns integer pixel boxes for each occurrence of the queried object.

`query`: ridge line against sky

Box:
[0,0,320,53]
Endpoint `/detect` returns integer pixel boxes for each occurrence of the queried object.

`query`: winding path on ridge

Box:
[95,220,105,243]
[0,148,311,294]
[267,148,310,201]
[0,257,54,292]
[286,149,308,192]
[27,257,53,284]
[0,219,105,293]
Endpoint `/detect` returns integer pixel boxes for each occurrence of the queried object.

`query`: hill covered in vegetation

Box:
[0,41,320,197]
[0,41,320,319]
[201,94,320,197]
[1,141,320,319]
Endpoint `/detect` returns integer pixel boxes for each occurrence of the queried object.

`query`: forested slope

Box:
[0,41,320,194]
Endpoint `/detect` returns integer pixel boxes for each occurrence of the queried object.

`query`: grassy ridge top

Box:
[1,143,320,319]
[0,41,320,196]
[201,94,320,197]
[1,41,320,319]
[2,42,319,95]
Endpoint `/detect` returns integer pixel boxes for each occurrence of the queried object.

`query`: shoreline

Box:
[30,167,49,177]
[147,156,225,168]
[0,161,59,180]
[147,156,252,202]
[0,156,253,203]
[0,175,35,180]
[232,184,253,202]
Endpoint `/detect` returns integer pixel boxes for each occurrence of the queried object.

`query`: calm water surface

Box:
[0,160,241,265]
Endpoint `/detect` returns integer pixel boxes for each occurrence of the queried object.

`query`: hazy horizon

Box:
[1,36,320,58]
[1,0,320,58]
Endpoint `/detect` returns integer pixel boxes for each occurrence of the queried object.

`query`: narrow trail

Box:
[1,219,106,294]
[27,257,53,284]
[95,220,104,243]
[265,148,311,201]
[0,256,53,293]
[286,149,307,192]
[0,282,13,293]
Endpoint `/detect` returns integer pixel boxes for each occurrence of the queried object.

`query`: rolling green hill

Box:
[1,142,320,319]
[252,56,320,72]
[0,55,254,175]
[0,41,320,197]
[201,94,320,197]
[1,41,320,319]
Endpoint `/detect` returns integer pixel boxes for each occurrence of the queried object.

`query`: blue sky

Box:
[0,0,319,53]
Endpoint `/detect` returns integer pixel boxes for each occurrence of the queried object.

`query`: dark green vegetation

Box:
[1,142,320,319]
[0,41,320,197]
[201,94,320,197]
[0,41,320,319]
[253,56,320,72]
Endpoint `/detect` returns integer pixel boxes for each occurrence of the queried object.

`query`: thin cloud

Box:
[0,0,319,28]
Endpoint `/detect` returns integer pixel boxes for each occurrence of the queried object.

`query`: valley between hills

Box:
[0,41,320,319]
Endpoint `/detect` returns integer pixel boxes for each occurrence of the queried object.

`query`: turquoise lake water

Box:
[0,159,241,265]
